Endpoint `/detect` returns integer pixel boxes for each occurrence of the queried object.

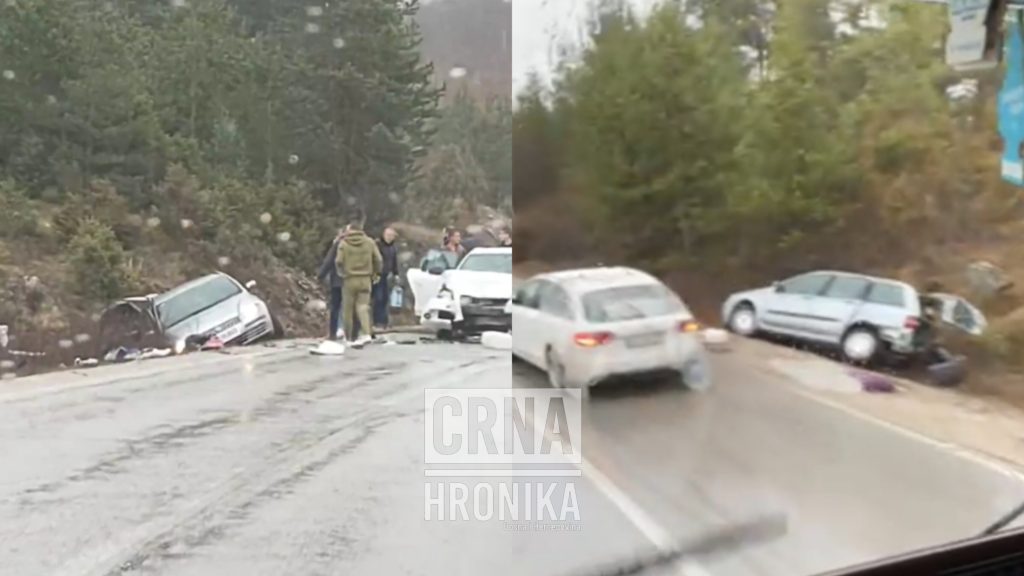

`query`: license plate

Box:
[626,332,664,348]
[217,323,243,342]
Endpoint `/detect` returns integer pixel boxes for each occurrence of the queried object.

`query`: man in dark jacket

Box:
[336,221,383,344]
[317,226,359,340]
[373,226,399,329]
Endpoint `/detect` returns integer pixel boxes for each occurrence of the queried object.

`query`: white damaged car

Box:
[408,247,512,338]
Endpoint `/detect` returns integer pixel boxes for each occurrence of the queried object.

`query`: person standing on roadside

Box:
[373,226,399,330]
[317,226,348,341]
[336,221,382,345]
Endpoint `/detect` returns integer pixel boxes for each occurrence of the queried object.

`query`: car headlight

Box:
[240,300,261,321]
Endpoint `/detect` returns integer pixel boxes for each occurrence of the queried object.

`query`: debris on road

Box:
[310,340,346,356]
[846,369,897,394]
[926,347,968,388]
[481,331,511,350]
[702,328,730,352]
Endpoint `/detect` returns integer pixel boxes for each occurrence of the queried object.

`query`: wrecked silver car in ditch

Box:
[721,270,986,365]
[99,272,281,355]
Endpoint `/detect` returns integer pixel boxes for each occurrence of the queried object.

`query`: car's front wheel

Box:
[728,304,758,336]
[842,327,879,364]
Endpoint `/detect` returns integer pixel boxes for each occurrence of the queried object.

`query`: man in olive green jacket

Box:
[336,221,383,343]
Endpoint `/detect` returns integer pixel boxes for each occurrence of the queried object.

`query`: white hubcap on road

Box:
[844,331,876,361]
[731,309,755,335]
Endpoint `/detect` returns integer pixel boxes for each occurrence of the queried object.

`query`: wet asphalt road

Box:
[1,338,1024,576]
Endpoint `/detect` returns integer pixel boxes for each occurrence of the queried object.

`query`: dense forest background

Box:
[0,0,511,346]
[512,0,1024,369]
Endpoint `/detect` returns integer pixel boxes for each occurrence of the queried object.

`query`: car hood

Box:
[445,271,513,299]
[727,286,776,303]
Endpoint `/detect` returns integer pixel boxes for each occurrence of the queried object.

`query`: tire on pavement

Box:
[841,326,880,365]
[728,303,758,337]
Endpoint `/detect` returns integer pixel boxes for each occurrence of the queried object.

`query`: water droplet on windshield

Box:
[217,256,231,267]
[74,333,91,344]
[345,196,357,206]
[306,6,323,17]
[305,22,321,34]
[46,95,57,105]
[259,212,273,224]
[333,37,346,49]
[180,219,193,229]
[288,154,299,165]
[388,192,402,203]
[449,67,467,79]
[58,339,73,350]
[171,0,187,7]
[146,217,161,228]
[277,231,291,243]
[2,70,15,81]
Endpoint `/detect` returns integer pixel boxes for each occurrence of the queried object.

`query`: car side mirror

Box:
[245,280,257,290]
[428,266,445,276]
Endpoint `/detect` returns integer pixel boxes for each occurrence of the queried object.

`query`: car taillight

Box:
[679,320,702,333]
[905,316,920,330]
[574,332,613,347]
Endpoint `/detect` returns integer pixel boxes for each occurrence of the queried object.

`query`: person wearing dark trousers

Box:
[373,226,399,329]
[318,227,359,340]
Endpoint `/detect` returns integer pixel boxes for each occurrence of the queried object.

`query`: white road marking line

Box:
[786,383,1024,484]
[515,388,715,576]
[581,455,714,576]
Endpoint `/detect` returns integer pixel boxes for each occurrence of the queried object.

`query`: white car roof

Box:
[537,266,661,295]
[465,247,512,256]
[802,270,917,293]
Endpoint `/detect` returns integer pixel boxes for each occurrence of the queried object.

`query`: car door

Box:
[535,282,577,364]
[926,292,988,336]
[760,272,834,337]
[407,250,454,316]
[811,275,873,342]
[511,279,545,365]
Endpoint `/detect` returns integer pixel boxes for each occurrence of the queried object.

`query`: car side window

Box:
[865,282,906,307]
[823,276,871,300]
[514,281,542,309]
[538,283,574,320]
[780,273,832,295]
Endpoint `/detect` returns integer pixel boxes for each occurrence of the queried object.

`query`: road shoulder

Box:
[739,337,1024,475]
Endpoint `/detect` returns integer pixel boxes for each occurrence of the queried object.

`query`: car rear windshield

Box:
[156,276,241,328]
[581,284,684,323]
[458,253,512,274]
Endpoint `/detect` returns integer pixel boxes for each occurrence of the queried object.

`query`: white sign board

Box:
[947,0,1002,70]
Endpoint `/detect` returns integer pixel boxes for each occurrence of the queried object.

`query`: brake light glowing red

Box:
[904,316,920,330]
[574,332,613,347]
[679,320,702,333]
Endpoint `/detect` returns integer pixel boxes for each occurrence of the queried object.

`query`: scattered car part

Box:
[481,331,511,350]
[310,340,346,356]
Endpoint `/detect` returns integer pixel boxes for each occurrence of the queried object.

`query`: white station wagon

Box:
[512,267,711,398]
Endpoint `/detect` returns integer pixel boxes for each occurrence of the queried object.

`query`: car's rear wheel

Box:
[545,347,566,390]
[842,327,879,364]
[728,304,757,336]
